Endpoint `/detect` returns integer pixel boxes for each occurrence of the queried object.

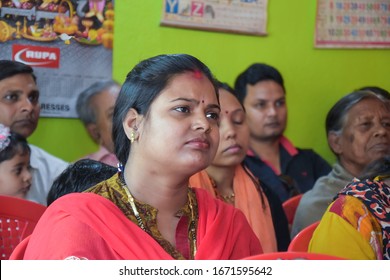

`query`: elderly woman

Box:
[20,54,262,260]
[291,90,390,237]
[309,156,390,259]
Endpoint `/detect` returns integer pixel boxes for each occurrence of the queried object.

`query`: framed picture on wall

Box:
[160,0,269,36]
[315,0,390,48]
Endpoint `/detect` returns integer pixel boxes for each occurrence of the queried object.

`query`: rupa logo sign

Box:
[12,45,60,68]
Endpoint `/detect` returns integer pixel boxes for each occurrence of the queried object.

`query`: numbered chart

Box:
[315,0,390,48]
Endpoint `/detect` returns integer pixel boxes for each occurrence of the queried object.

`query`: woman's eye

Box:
[206,111,220,121]
[359,122,372,130]
[232,112,245,125]
[174,106,190,113]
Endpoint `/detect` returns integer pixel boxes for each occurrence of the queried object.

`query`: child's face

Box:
[0,152,32,199]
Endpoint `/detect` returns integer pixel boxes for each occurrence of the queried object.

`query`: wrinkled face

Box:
[91,85,120,153]
[0,74,40,138]
[212,88,249,167]
[332,98,390,176]
[243,80,287,141]
[136,72,220,176]
[0,151,32,199]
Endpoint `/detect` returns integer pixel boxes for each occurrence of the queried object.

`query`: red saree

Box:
[22,188,262,260]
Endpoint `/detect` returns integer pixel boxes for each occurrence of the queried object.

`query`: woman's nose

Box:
[222,122,236,139]
[192,114,211,133]
[374,123,389,137]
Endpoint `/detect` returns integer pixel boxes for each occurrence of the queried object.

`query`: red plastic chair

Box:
[288,221,320,252]
[282,194,303,227]
[243,251,344,260]
[0,195,46,260]
[9,235,31,260]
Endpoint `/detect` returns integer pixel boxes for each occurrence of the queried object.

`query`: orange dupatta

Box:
[190,165,277,253]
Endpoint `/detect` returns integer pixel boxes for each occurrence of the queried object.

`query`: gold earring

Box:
[130,131,136,143]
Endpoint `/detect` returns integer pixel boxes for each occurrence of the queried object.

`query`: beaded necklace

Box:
[119,173,197,259]
[209,176,235,204]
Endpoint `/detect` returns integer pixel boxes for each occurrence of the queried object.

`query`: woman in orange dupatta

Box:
[190,82,277,253]
[19,54,262,260]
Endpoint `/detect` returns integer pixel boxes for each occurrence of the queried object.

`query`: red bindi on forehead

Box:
[193,70,203,79]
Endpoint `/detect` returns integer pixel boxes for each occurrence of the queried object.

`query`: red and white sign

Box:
[12,45,60,68]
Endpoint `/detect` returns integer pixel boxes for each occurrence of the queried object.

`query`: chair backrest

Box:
[282,193,303,226]
[0,195,46,260]
[243,251,344,260]
[288,221,320,252]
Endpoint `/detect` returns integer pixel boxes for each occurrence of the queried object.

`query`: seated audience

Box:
[22,54,262,260]
[0,124,32,199]
[0,60,68,205]
[76,80,121,167]
[234,63,331,202]
[309,156,390,260]
[190,82,280,253]
[292,90,390,237]
[47,159,116,205]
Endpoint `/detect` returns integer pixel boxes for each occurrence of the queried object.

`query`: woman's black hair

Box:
[112,54,218,165]
[0,132,30,163]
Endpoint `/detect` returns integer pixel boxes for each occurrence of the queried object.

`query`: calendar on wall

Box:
[315,0,390,48]
[160,0,268,36]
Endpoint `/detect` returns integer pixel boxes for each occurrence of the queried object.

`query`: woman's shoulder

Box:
[328,196,381,234]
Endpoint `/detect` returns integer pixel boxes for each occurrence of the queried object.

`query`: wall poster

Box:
[161,0,269,36]
[315,0,390,48]
[0,0,115,118]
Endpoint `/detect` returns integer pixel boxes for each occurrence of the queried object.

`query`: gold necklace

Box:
[220,192,235,204]
[121,182,147,231]
[119,173,198,259]
[209,176,235,204]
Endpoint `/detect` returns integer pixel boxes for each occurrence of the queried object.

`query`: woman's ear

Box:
[328,132,343,156]
[123,108,143,141]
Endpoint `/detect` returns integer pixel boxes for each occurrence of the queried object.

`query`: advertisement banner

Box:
[0,0,115,118]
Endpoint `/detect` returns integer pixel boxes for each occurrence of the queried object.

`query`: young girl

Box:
[0,124,32,199]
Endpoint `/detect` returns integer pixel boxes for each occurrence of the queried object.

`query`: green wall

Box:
[29,1,390,165]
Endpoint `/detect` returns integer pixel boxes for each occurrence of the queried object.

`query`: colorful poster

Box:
[0,0,115,118]
[315,0,390,48]
[161,0,268,36]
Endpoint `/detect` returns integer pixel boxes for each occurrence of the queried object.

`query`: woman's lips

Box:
[187,138,210,149]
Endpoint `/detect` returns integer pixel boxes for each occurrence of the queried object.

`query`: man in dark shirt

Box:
[235,63,331,202]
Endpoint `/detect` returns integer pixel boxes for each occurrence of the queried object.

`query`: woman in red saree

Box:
[20,54,262,260]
